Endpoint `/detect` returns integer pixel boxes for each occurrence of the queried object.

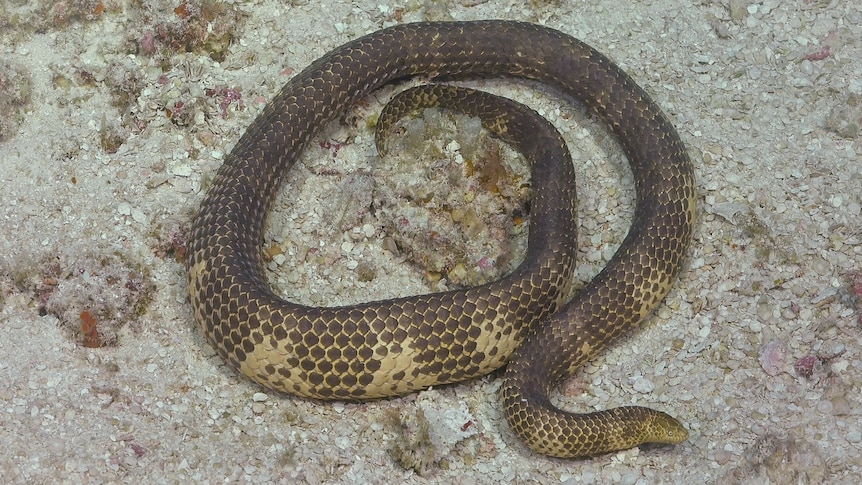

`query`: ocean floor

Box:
[1,0,861,483]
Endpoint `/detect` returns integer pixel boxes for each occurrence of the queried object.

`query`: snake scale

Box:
[187,20,696,458]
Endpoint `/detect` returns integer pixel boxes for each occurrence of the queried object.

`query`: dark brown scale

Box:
[187,21,695,458]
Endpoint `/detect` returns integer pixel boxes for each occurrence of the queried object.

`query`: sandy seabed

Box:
[1,0,861,483]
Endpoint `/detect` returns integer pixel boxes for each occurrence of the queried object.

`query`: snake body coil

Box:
[188,21,696,458]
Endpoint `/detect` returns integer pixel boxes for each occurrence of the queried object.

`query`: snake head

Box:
[647,410,689,444]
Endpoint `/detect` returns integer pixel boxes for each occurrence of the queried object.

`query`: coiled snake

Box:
[187,20,696,458]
